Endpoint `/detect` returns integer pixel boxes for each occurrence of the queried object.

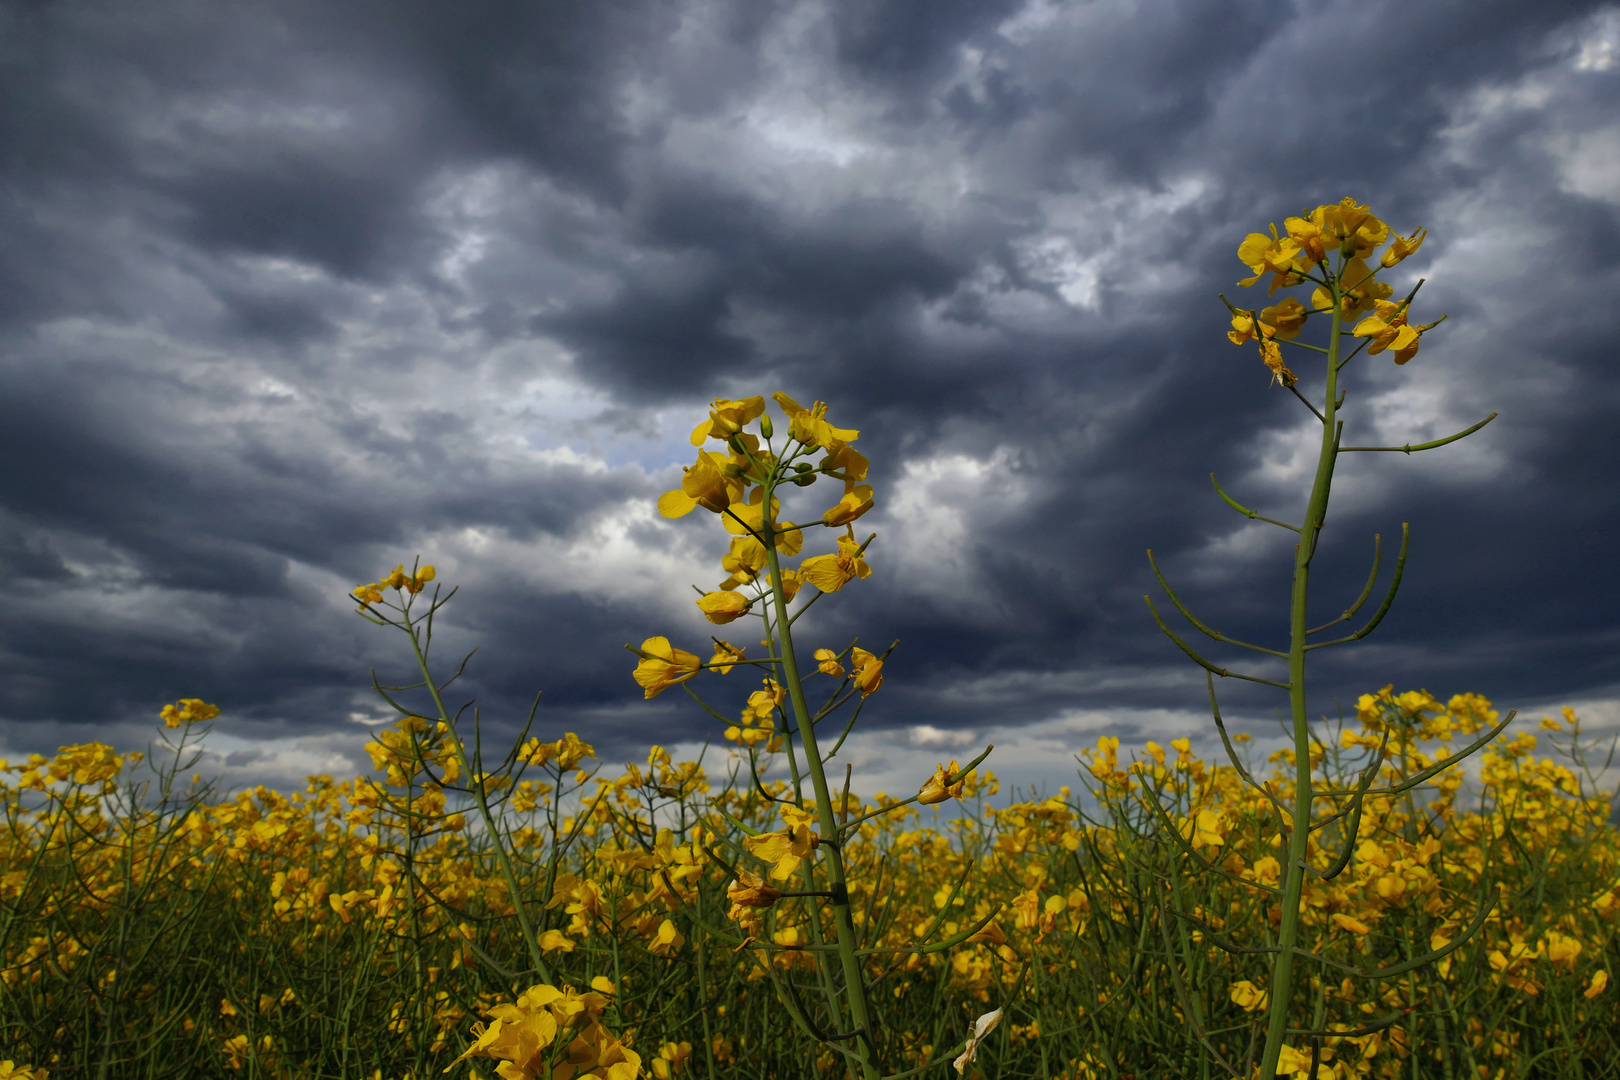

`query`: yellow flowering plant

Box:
[1144,198,1511,1079]
[630,393,999,1080]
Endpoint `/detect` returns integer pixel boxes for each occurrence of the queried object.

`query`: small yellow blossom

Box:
[798,535,872,593]
[689,396,766,445]
[813,648,845,677]
[1380,227,1427,268]
[632,637,703,699]
[160,698,220,729]
[850,647,884,696]
[695,590,749,625]
[1229,980,1269,1012]
[709,640,746,675]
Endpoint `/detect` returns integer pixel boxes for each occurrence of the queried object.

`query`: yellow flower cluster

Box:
[160,697,221,729]
[354,563,436,606]
[1230,198,1440,384]
[447,980,640,1080]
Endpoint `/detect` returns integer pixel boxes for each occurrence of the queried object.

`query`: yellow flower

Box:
[657,450,742,518]
[1229,980,1269,1012]
[744,806,819,881]
[1284,214,1329,263]
[742,679,785,725]
[1313,197,1388,257]
[1585,970,1609,998]
[538,929,576,953]
[695,590,749,625]
[918,760,966,805]
[1332,913,1371,935]
[850,647,884,696]
[632,637,703,699]
[1335,257,1394,317]
[821,439,869,481]
[772,392,859,448]
[689,396,766,445]
[648,918,685,957]
[709,640,745,675]
[1380,227,1427,268]
[798,535,872,593]
[1352,299,1425,364]
[1258,296,1309,340]
[1227,310,1274,346]
[823,484,875,527]
[651,1041,693,1080]
[1237,225,1303,291]
[813,648,845,677]
[1543,931,1582,967]
[1274,1044,1313,1077]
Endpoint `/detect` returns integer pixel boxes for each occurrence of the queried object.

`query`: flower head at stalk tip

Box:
[743,805,820,881]
[160,698,220,730]
[772,391,859,449]
[813,648,845,678]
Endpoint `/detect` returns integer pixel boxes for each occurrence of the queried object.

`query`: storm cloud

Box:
[2,0,1617,792]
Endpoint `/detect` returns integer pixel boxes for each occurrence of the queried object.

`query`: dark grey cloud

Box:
[1,0,1617,791]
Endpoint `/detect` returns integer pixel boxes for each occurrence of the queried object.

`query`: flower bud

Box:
[758,415,773,439]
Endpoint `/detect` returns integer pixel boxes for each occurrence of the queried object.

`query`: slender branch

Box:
[1339,413,1497,454]
[1209,474,1302,533]
[1148,550,1287,657]
[1305,524,1408,651]
[1289,383,1327,423]
[1307,534,1380,635]
[1144,596,1292,689]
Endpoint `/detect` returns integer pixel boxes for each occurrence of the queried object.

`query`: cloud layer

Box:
[2,0,1617,791]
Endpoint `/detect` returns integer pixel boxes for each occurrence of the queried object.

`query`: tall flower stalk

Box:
[1146,198,1512,1080]
[632,394,999,1080]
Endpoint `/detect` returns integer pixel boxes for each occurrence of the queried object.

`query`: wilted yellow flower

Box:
[798,535,872,593]
[726,870,781,918]
[690,396,766,445]
[918,760,966,805]
[1258,296,1309,340]
[1227,309,1273,346]
[632,637,703,699]
[695,590,749,625]
[952,1008,1003,1074]
[1259,339,1295,388]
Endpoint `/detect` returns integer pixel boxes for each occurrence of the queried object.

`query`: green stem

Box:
[763,501,881,1080]
[406,614,553,986]
[1257,278,1344,1080]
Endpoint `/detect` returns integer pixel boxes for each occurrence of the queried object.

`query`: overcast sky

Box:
[3,0,1618,796]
